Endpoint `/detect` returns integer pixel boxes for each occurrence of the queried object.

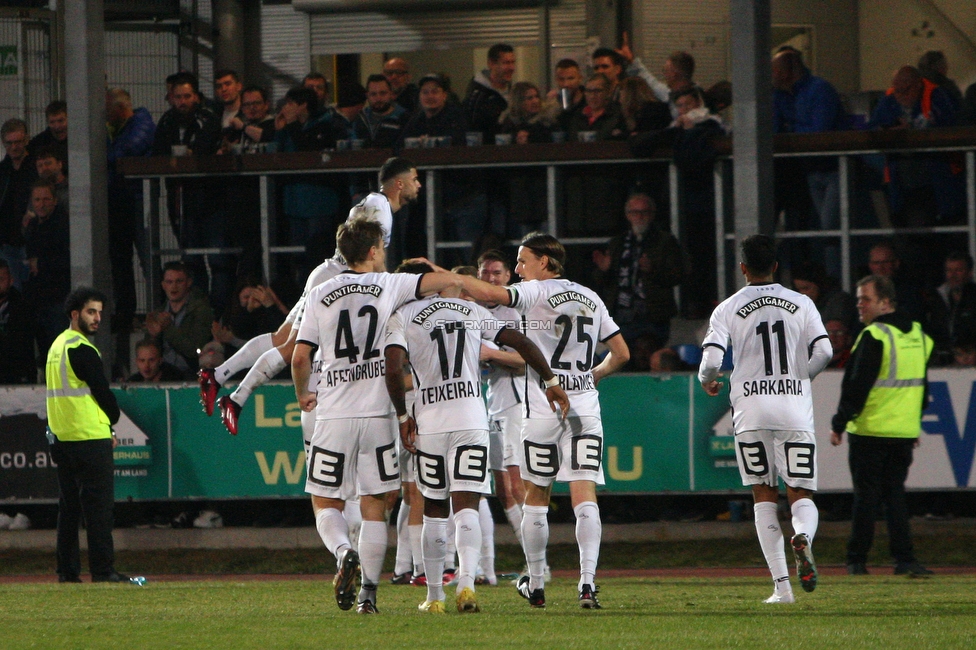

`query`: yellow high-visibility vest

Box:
[847,321,931,439]
[45,328,111,442]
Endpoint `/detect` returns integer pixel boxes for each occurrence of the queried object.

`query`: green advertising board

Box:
[107,375,743,501]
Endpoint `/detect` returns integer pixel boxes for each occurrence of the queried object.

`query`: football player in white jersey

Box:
[385,275,568,614]
[458,233,630,610]
[199,157,421,435]
[475,251,530,580]
[292,218,466,615]
[698,235,832,604]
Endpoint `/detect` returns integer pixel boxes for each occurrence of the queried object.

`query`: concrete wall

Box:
[859,0,976,92]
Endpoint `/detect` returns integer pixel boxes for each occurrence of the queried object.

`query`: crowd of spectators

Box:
[1,39,975,383]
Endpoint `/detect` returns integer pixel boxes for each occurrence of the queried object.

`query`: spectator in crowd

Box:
[151,72,230,313]
[400,74,467,145]
[212,282,288,359]
[106,88,156,332]
[0,258,35,383]
[617,33,697,118]
[303,72,329,108]
[0,118,37,289]
[144,261,212,379]
[772,49,848,278]
[917,51,962,109]
[618,76,671,134]
[276,86,340,280]
[591,47,626,100]
[592,193,684,359]
[29,100,68,164]
[865,240,924,322]
[34,145,68,207]
[22,179,70,356]
[826,318,854,368]
[924,250,976,365]
[214,69,244,132]
[331,82,367,141]
[869,66,964,224]
[953,338,976,367]
[463,43,516,142]
[231,86,276,151]
[566,73,626,142]
[791,261,858,331]
[127,338,184,383]
[649,347,693,372]
[543,58,585,129]
[356,74,408,149]
[383,57,419,113]
[499,82,553,144]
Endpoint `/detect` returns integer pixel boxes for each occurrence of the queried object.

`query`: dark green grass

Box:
[3,576,975,649]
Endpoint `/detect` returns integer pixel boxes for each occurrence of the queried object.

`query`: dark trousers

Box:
[847,434,917,565]
[50,438,116,579]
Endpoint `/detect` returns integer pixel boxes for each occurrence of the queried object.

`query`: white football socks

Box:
[393,502,412,576]
[479,499,496,584]
[504,503,523,545]
[357,520,387,598]
[315,507,350,559]
[422,515,448,602]
[343,499,362,553]
[791,498,819,542]
[215,332,273,384]
[444,510,457,572]
[521,504,549,591]
[754,501,791,593]
[408,524,424,576]
[230,347,286,406]
[454,507,482,593]
[574,501,601,590]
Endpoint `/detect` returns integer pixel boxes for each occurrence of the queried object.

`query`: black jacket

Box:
[23,205,70,304]
[151,105,222,156]
[462,76,508,140]
[0,155,37,246]
[0,285,36,383]
[67,343,120,424]
[831,311,928,434]
[399,103,468,146]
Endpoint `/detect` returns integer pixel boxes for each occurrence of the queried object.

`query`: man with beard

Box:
[357,74,408,149]
[46,287,137,584]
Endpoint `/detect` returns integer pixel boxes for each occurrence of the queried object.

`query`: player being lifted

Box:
[199,157,421,435]
[458,233,630,610]
[698,235,832,604]
[384,265,568,614]
[291,218,466,615]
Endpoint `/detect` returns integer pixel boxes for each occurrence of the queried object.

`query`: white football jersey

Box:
[483,303,524,416]
[295,258,349,391]
[348,192,394,247]
[297,271,423,419]
[386,297,506,435]
[505,279,619,420]
[699,282,829,433]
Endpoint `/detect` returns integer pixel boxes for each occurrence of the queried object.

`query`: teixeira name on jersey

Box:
[411,300,472,324]
[547,291,597,311]
[539,373,596,391]
[320,283,382,307]
[735,296,799,319]
[742,378,804,396]
[420,379,482,405]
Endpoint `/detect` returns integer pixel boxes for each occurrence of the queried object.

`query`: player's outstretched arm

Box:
[291,342,317,412]
[384,345,418,453]
[497,328,569,418]
[592,333,630,385]
[457,275,511,306]
[418,271,463,297]
[481,345,526,372]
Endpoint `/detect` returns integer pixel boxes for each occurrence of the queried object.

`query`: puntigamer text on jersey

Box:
[320,284,383,307]
[735,296,799,319]
[546,290,597,311]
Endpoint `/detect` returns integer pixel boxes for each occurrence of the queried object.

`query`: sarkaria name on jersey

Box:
[420,379,481,405]
[735,296,798,318]
[324,359,385,387]
[540,373,596,391]
[411,301,472,324]
[320,284,382,307]
[547,291,597,311]
[742,378,803,396]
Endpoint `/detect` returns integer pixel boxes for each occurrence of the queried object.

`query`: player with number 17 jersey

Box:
[297,271,424,420]
[506,279,619,421]
[700,282,828,434]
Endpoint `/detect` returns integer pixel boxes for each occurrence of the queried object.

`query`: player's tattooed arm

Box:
[592,332,630,385]
[291,342,317,412]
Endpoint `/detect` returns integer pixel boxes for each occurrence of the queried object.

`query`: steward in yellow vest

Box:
[46,288,134,584]
[830,274,933,576]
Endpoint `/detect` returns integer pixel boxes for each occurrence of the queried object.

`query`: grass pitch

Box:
[3,575,974,650]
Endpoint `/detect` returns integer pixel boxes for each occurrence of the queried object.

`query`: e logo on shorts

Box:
[308,446,345,487]
[417,452,446,489]
[737,441,769,476]
[454,445,487,482]
[572,435,602,472]
[376,442,399,482]
[523,441,558,477]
